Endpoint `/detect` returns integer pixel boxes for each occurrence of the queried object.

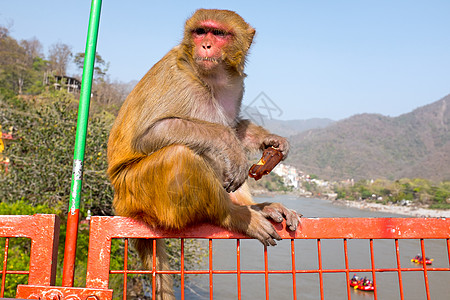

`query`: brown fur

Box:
[107,9,300,299]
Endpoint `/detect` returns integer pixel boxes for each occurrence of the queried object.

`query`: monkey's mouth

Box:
[196,57,219,63]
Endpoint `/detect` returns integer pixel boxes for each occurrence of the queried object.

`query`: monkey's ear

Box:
[246,27,256,49]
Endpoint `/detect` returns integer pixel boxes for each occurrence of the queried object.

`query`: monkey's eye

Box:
[212,29,227,37]
[193,28,206,35]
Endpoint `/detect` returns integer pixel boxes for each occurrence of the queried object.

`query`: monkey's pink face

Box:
[192,20,232,70]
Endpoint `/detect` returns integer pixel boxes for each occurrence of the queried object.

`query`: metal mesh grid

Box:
[85,217,450,300]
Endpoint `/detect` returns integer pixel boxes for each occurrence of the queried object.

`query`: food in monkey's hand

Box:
[249,147,283,180]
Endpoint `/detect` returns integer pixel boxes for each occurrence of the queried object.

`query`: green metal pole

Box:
[62,0,102,287]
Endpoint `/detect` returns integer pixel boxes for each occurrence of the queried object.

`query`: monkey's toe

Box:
[261,221,282,246]
[265,209,284,223]
[249,211,282,247]
[261,230,281,247]
[285,210,302,231]
[251,203,284,223]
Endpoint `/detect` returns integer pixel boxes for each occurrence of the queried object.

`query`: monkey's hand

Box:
[260,135,290,159]
[219,145,249,193]
[251,202,301,232]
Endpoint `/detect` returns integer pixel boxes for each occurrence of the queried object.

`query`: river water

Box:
[176,195,450,299]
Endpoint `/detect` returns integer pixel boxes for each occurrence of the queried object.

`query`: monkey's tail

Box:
[132,238,175,300]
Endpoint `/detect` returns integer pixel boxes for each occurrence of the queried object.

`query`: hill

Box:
[242,105,334,136]
[287,94,450,182]
[263,118,335,137]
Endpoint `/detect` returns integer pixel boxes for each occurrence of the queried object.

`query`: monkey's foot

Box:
[246,209,282,246]
[251,202,302,232]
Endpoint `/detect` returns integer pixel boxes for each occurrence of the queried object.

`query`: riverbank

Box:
[251,188,450,217]
[332,199,450,218]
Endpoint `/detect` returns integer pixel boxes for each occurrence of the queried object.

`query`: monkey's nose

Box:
[203,44,212,49]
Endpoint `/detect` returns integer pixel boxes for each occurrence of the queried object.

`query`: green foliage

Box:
[334,177,450,209]
[73,52,109,79]
[0,90,114,214]
[432,183,450,203]
[247,171,293,193]
[0,29,47,95]
[0,90,116,292]
[428,203,450,209]
[358,185,372,199]
[302,180,320,195]
[335,187,347,199]
[0,200,59,215]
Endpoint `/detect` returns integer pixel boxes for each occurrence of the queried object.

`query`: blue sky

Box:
[2,0,449,121]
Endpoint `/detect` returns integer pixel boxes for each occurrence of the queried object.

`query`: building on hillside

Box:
[273,163,301,188]
[310,178,329,187]
[44,72,81,94]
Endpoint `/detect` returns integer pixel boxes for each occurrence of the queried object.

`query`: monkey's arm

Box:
[235,119,290,159]
[235,119,300,227]
[133,117,248,192]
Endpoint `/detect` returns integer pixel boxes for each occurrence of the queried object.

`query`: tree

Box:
[93,78,130,105]
[0,89,114,212]
[73,52,109,79]
[0,28,28,94]
[18,38,46,94]
[48,42,72,76]
[0,29,47,95]
[73,52,127,105]
[20,37,43,60]
[0,26,9,39]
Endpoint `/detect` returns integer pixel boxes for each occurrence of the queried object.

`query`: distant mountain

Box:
[287,94,450,182]
[263,118,335,137]
[242,105,335,136]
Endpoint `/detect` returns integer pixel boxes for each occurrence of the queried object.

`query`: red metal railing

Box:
[85,216,450,300]
[1,215,449,299]
[0,215,450,299]
[0,215,60,296]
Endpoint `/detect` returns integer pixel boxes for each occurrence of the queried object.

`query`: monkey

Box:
[107,9,301,299]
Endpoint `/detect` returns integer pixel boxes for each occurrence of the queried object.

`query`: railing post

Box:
[62,0,102,287]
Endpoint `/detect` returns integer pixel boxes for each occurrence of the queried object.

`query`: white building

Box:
[273,164,301,188]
